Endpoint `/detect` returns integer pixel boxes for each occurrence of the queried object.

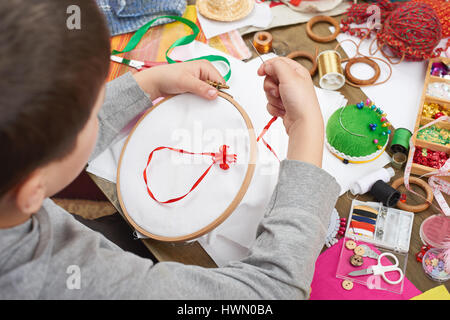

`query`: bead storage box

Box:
[408,57,450,178]
[336,200,414,294]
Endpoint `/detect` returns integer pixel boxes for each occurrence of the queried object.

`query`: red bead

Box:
[434,112,444,119]
[415,251,424,263]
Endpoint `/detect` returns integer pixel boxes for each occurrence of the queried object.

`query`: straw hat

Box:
[197,0,255,22]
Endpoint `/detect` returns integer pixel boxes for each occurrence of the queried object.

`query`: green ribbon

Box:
[111,15,231,82]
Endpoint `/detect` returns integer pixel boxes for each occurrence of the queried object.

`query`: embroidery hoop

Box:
[116,92,257,242]
[391,176,434,213]
[306,15,340,43]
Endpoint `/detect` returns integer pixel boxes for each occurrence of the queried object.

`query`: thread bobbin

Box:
[253,31,273,54]
[317,50,345,90]
[390,128,412,155]
[369,180,401,207]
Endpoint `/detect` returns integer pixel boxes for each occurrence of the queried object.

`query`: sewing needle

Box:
[249,41,266,65]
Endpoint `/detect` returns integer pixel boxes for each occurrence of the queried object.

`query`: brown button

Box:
[354,245,365,256]
[345,240,357,250]
[350,254,364,267]
[342,279,354,290]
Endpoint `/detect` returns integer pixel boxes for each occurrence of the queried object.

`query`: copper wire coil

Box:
[253,31,273,54]
[317,50,345,90]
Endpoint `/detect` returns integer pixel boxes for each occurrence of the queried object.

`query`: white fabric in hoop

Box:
[118,93,252,239]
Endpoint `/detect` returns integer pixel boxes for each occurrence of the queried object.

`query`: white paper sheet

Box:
[197,2,272,39]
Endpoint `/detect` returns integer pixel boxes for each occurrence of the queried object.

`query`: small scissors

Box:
[347,252,404,285]
[110,56,179,71]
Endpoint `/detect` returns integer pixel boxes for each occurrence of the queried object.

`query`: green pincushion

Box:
[326,103,389,159]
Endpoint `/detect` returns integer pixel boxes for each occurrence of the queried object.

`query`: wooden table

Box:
[89,17,449,295]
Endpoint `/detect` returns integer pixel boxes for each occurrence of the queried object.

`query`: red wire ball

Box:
[377,2,442,61]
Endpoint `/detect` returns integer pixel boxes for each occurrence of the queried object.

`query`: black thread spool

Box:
[369,180,400,207]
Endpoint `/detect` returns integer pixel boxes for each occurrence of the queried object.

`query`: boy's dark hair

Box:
[0,0,110,197]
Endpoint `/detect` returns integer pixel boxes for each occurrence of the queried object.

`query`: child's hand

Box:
[133,60,225,100]
[257,57,324,166]
[257,57,322,135]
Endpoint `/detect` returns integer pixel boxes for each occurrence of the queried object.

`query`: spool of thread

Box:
[317,50,345,90]
[253,31,273,54]
[390,128,412,155]
[369,180,401,207]
[350,167,395,195]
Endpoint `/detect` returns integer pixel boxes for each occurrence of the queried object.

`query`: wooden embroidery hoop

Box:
[286,50,318,76]
[391,176,434,213]
[116,92,258,242]
[344,57,381,86]
[306,15,340,43]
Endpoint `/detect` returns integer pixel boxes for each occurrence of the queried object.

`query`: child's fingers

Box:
[267,103,285,117]
[195,60,226,85]
[260,57,310,84]
[277,57,312,79]
[263,59,299,84]
[263,76,280,98]
[266,93,284,111]
[183,75,219,100]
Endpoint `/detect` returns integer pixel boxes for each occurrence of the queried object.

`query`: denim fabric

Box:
[96,0,187,36]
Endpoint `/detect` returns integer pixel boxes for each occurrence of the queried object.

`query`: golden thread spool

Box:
[253,31,272,54]
[317,50,345,90]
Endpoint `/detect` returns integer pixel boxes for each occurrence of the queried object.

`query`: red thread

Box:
[350,220,376,233]
[257,116,280,162]
[220,145,230,170]
[143,145,236,204]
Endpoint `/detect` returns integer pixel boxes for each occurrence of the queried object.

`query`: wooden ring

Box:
[117,92,257,242]
[286,50,318,76]
[306,15,340,43]
[391,177,434,213]
[344,57,381,86]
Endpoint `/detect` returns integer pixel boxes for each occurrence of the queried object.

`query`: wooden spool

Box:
[117,92,257,242]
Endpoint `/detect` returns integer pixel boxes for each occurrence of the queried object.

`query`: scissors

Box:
[110,56,180,71]
[347,252,404,285]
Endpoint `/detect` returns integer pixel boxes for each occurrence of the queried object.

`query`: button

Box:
[354,245,365,256]
[345,240,357,250]
[342,280,353,290]
[350,254,364,267]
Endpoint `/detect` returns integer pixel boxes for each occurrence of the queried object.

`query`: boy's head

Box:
[0,0,110,224]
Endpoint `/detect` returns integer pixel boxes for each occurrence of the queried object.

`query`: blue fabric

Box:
[96,0,187,36]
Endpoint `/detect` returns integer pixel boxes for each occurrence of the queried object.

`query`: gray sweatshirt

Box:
[0,72,340,299]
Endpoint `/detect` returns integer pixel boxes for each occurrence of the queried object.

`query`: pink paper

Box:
[310,238,422,300]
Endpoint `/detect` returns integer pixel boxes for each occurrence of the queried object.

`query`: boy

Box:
[0,0,339,299]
